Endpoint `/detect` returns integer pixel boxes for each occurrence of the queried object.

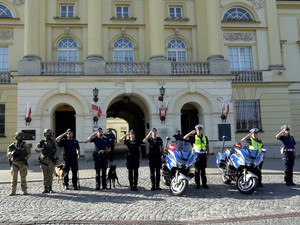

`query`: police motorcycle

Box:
[216,136,266,194]
[162,137,196,196]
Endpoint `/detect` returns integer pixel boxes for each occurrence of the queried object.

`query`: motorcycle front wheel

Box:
[237,175,258,194]
[170,177,188,196]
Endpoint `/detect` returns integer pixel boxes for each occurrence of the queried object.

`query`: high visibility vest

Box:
[249,138,263,152]
[193,135,207,151]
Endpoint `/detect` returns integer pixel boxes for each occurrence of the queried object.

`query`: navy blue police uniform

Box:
[147,137,163,190]
[189,135,209,188]
[91,136,110,189]
[278,135,296,185]
[60,138,80,189]
[124,139,141,190]
[173,134,184,142]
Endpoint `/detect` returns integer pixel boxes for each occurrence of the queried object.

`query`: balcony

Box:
[0,71,11,84]
[41,61,84,75]
[232,71,263,83]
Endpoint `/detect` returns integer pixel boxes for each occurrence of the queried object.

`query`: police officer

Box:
[35,129,58,193]
[184,124,210,189]
[105,129,116,163]
[241,128,264,187]
[87,127,111,190]
[143,128,165,191]
[56,128,80,190]
[173,130,184,143]
[7,132,31,196]
[120,130,142,191]
[276,125,297,186]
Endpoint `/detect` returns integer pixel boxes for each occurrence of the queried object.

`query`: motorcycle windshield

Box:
[175,141,193,167]
[176,141,192,152]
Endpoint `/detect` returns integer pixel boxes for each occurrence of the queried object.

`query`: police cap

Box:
[250,128,259,133]
[195,124,203,130]
[281,125,290,130]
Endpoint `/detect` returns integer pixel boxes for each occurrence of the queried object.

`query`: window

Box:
[222,7,254,22]
[0,4,13,18]
[0,104,5,136]
[235,100,262,132]
[60,5,74,18]
[57,38,78,61]
[169,7,183,19]
[116,6,130,19]
[167,39,187,62]
[228,47,252,71]
[113,39,134,62]
[0,47,8,71]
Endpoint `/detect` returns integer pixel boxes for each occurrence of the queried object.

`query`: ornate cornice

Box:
[13,0,25,6]
[223,31,256,42]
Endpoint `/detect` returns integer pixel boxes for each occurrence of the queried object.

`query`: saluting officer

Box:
[35,128,58,193]
[241,128,264,187]
[120,129,142,191]
[87,127,111,190]
[276,125,297,186]
[143,128,165,191]
[184,124,210,189]
[7,132,31,196]
[56,128,80,190]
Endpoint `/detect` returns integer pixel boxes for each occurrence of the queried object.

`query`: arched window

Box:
[113,38,134,61]
[167,39,187,62]
[222,7,254,22]
[0,4,13,18]
[57,38,78,61]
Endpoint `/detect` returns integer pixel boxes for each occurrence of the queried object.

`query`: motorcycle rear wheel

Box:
[237,175,258,194]
[170,177,188,196]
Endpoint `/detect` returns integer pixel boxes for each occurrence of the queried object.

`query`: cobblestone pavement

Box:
[0,157,300,225]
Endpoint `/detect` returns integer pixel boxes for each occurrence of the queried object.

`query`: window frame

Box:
[222,7,255,22]
[59,4,75,18]
[235,100,262,132]
[0,46,8,71]
[228,46,252,71]
[167,38,187,62]
[115,5,130,19]
[113,38,134,62]
[0,104,5,137]
[0,4,13,18]
[57,38,79,62]
[168,6,183,19]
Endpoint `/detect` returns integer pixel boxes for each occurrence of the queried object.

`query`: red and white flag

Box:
[164,100,168,118]
[24,102,32,120]
[226,101,229,117]
[91,101,102,118]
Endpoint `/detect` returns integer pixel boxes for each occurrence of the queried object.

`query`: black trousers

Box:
[149,157,161,188]
[64,158,78,188]
[194,154,207,186]
[283,151,295,183]
[127,156,139,188]
[107,145,115,162]
[94,157,107,188]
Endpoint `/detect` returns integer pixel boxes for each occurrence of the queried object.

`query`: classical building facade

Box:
[0,0,298,159]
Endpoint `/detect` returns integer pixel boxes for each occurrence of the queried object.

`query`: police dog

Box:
[53,163,64,187]
[107,164,121,189]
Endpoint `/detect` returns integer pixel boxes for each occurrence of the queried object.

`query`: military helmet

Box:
[44,128,53,134]
[15,132,24,140]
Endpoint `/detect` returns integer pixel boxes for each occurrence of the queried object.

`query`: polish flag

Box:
[24,102,32,120]
[91,101,99,111]
[91,101,102,118]
[97,102,102,118]
[221,100,226,117]
[226,101,229,117]
[164,100,168,117]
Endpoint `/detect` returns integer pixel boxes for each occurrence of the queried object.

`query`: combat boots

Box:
[42,187,48,194]
[22,190,28,195]
[9,187,16,196]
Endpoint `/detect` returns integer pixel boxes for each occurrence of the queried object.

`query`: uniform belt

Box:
[283,149,294,152]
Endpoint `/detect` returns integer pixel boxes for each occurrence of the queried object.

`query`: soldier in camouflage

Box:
[7,132,31,196]
[35,128,58,193]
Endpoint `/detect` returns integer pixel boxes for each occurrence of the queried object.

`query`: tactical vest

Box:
[193,135,207,151]
[249,138,263,152]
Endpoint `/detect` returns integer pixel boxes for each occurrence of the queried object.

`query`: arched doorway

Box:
[54,104,76,138]
[181,103,200,135]
[107,98,145,142]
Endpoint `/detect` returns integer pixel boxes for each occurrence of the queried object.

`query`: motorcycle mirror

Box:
[166,136,171,141]
[222,136,227,140]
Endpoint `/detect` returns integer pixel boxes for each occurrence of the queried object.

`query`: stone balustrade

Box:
[171,62,210,75]
[41,61,84,75]
[0,71,11,83]
[106,61,150,75]
[232,70,263,83]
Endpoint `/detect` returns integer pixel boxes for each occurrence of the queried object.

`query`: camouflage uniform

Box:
[35,130,58,193]
[7,136,31,196]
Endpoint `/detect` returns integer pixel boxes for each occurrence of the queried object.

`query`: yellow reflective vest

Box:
[249,138,263,152]
[193,135,207,151]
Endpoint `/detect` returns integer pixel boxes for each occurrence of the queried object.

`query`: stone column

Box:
[24,0,40,56]
[146,0,165,57]
[265,0,284,70]
[205,0,223,59]
[87,0,103,55]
